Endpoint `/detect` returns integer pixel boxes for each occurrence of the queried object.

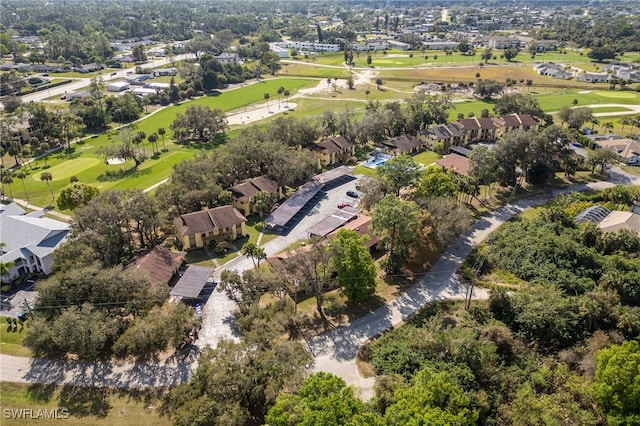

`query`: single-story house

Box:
[594,138,640,165]
[131,87,159,97]
[173,205,247,251]
[0,203,70,282]
[129,246,186,286]
[229,175,283,217]
[310,135,356,166]
[212,52,241,63]
[125,74,151,85]
[146,82,170,90]
[81,63,104,73]
[576,72,613,83]
[153,67,177,77]
[598,211,640,234]
[107,81,130,92]
[436,153,472,176]
[534,62,572,80]
[387,40,411,50]
[378,134,424,156]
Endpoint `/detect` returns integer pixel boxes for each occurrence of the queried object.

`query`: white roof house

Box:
[598,211,640,234]
[131,87,159,97]
[0,204,70,282]
[107,81,130,92]
[146,82,170,90]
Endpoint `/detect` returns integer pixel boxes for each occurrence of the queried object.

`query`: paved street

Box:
[0,175,635,394]
[198,176,362,348]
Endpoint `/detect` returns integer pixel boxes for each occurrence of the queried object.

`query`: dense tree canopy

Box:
[332,229,377,302]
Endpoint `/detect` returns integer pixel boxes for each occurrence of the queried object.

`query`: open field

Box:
[5,78,315,208]
[0,382,170,426]
[5,53,640,209]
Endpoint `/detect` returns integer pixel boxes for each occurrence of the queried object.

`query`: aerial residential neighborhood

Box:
[1,0,639,424]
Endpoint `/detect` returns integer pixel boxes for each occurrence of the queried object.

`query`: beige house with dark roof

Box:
[229,175,283,216]
[455,117,499,144]
[378,134,424,156]
[311,135,356,166]
[419,122,465,151]
[494,113,539,137]
[594,138,640,165]
[173,206,247,250]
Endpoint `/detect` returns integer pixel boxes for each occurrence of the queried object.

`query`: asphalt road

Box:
[18,54,194,105]
[0,174,636,394]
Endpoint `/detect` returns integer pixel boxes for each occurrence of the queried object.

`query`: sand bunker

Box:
[106,158,126,165]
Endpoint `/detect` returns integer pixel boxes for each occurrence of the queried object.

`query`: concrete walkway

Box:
[7,198,73,222]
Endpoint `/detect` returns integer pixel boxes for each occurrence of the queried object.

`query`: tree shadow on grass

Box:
[113,387,168,406]
[58,385,111,418]
[27,383,56,403]
[97,166,152,182]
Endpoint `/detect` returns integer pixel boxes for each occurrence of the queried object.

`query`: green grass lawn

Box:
[0,382,170,426]
[352,164,377,177]
[184,249,216,267]
[590,106,635,113]
[9,78,316,209]
[411,150,440,166]
[535,88,640,112]
[0,317,32,357]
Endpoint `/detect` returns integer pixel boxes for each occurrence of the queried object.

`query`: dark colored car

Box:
[338,203,351,209]
[346,190,359,198]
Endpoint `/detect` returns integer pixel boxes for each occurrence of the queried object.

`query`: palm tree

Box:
[365,88,371,102]
[158,127,167,150]
[603,122,614,134]
[148,133,158,154]
[283,90,290,107]
[15,170,28,204]
[39,142,50,167]
[277,86,285,108]
[1,171,14,200]
[40,171,54,206]
[264,93,270,112]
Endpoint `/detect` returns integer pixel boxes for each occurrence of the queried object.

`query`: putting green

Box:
[593,90,638,99]
[33,157,101,181]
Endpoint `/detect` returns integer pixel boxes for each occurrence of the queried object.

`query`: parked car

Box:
[346,190,359,198]
[338,203,351,209]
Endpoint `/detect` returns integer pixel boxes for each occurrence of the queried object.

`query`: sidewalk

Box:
[8,198,73,222]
